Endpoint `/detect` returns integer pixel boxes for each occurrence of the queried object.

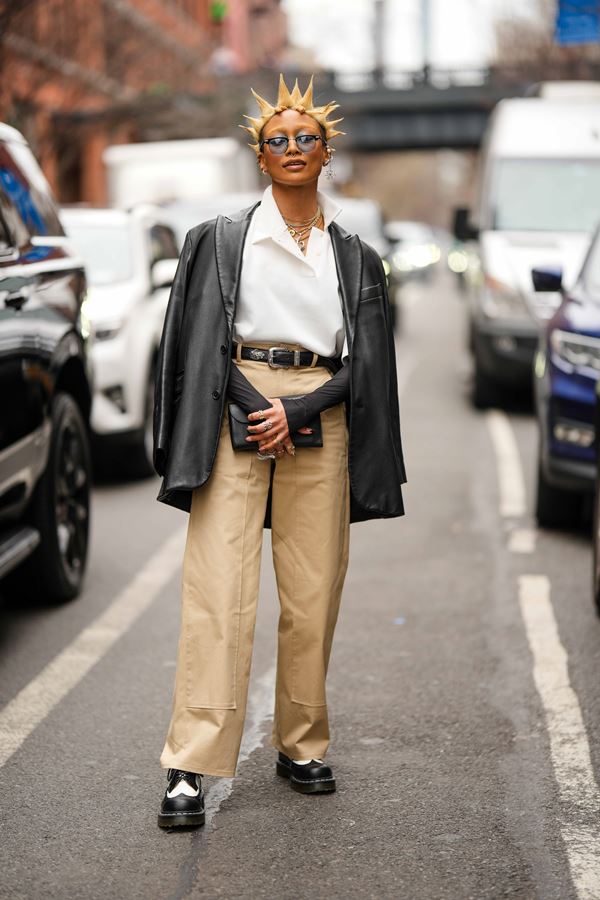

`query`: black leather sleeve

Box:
[364,245,406,484]
[227,363,270,413]
[153,231,194,476]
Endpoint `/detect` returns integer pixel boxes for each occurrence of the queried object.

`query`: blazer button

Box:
[220,344,227,354]
[212,390,220,400]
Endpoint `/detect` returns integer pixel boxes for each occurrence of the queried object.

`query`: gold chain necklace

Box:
[283,207,322,252]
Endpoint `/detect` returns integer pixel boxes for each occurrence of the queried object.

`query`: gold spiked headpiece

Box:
[240,74,345,156]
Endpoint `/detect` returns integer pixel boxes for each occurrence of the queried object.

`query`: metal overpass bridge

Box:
[314,66,597,151]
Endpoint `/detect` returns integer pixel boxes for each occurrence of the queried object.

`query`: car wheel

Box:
[10,392,91,602]
[472,357,501,409]
[535,447,583,530]
[593,475,600,616]
[126,367,155,479]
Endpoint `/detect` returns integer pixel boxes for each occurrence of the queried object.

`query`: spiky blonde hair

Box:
[240,74,344,156]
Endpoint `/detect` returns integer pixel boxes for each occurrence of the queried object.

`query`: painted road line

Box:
[486,409,527,518]
[0,527,187,769]
[204,665,276,826]
[507,527,537,554]
[518,575,600,899]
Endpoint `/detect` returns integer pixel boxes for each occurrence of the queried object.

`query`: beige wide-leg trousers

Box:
[161,349,350,777]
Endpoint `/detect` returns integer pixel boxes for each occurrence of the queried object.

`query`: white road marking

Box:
[487,410,600,895]
[518,575,600,899]
[507,527,537,554]
[485,409,527,518]
[204,665,276,826]
[0,527,187,769]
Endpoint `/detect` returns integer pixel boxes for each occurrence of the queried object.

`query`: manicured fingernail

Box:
[245,437,252,442]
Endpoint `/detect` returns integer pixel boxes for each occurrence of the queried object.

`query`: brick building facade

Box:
[0,0,287,203]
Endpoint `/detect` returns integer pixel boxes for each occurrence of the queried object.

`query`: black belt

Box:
[233,343,341,374]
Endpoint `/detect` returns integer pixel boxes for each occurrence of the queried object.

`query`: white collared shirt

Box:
[234,185,347,359]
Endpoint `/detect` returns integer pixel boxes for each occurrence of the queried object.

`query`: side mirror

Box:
[151,258,178,290]
[531,266,563,293]
[453,207,478,242]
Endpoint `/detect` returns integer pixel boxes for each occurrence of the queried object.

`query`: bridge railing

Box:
[326,62,600,94]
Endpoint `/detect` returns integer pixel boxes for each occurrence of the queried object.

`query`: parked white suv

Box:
[61,205,179,477]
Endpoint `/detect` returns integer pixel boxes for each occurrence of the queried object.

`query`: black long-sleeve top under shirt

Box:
[228,361,350,433]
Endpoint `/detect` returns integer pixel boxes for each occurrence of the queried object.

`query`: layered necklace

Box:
[283,206,323,253]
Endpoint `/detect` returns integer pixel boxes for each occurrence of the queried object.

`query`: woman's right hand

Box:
[246,398,312,457]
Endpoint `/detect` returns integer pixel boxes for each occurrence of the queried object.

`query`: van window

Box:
[489,159,600,233]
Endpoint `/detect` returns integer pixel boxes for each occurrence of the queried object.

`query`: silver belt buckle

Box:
[268,346,291,368]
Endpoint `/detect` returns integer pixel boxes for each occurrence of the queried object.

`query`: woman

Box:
[154,75,406,828]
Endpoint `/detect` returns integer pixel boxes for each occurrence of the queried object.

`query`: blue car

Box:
[533,225,600,528]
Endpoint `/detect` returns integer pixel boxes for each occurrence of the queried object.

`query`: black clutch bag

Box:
[227,396,323,451]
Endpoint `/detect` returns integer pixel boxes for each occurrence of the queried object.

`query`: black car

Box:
[0,124,92,602]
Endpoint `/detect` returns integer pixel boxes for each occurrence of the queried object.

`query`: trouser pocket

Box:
[183,617,238,710]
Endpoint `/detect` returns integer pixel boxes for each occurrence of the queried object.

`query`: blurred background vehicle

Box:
[593,392,600,615]
[335,195,389,259]
[0,124,92,602]
[533,227,600,529]
[384,219,441,286]
[103,138,258,209]
[161,191,262,248]
[454,91,600,408]
[332,195,397,324]
[61,206,179,478]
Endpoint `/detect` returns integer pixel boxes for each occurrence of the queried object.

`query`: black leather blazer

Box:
[153,202,406,523]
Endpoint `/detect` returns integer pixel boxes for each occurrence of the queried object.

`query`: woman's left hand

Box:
[247,398,312,456]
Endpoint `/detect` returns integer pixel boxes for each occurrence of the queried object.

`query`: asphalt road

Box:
[1,269,599,900]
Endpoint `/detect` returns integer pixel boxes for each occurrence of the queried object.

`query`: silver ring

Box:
[263,420,273,432]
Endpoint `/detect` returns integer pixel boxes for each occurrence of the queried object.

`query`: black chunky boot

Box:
[276,752,336,794]
[157,769,205,828]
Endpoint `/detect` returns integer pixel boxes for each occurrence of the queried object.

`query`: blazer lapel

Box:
[215,202,260,332]
[329,222,363,351]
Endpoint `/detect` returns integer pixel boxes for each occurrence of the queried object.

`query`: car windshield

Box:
[490,159,600,233]
[63,220,133,285]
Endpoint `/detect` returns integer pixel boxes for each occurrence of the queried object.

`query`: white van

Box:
[455,93,600,407]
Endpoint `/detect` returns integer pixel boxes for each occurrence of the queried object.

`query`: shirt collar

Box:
[250,185,342,244]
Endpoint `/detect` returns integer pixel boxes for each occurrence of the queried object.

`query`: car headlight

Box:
[481,275,530,321]
[550,329,600,375]
[391,249,414,273]
[447,248,468,274]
